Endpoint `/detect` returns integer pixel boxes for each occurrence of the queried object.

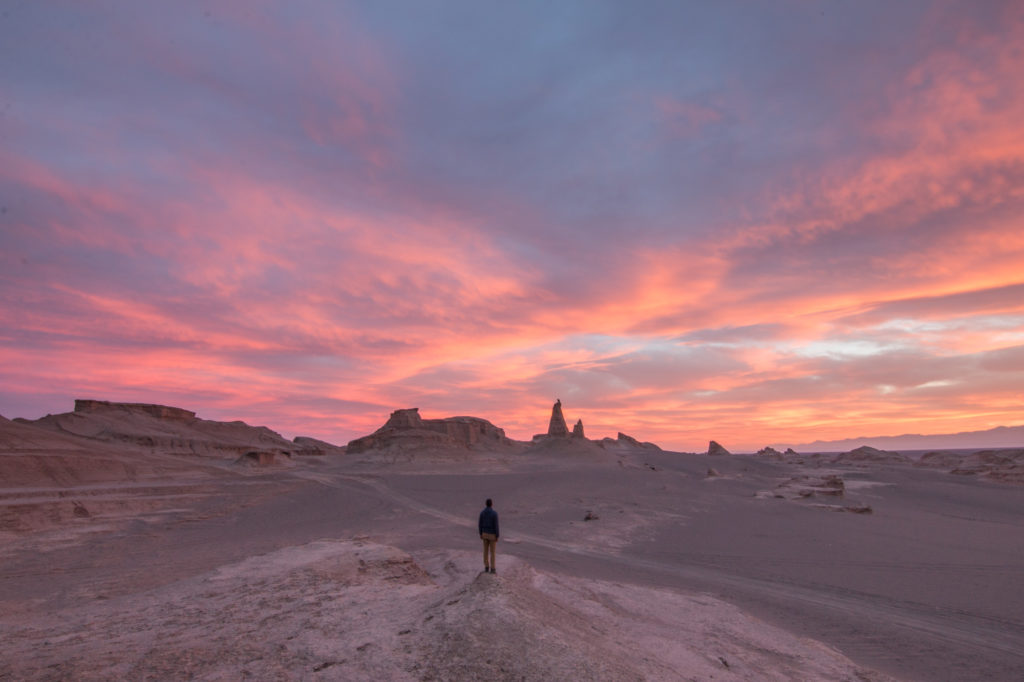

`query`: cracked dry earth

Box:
[0,539,890,681]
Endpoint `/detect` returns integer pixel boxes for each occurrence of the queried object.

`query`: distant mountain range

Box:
[773,424,1024,453]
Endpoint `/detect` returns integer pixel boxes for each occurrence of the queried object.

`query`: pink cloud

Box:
[4,2,1024,452]
[655,96,723,138]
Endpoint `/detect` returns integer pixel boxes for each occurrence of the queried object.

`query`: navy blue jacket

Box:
[478,506,499,538]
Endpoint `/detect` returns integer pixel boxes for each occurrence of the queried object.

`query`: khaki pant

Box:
[481,533,497,569]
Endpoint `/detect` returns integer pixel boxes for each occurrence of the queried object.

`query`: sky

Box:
[2,1,1023,452]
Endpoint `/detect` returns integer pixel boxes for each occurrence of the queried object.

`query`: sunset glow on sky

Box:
[2,1,1023,451]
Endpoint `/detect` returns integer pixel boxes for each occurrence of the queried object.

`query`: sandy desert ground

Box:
[2,403,1023,681]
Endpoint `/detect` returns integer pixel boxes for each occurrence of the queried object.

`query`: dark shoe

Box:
[490,568,496,575]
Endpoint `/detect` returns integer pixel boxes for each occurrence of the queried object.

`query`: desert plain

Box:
[2,400,1023,681]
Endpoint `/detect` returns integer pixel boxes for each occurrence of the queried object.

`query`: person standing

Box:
[478,498,499,574]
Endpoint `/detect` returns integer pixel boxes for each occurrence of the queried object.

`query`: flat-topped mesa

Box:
[24,400,312,460]
[548,399,569,437]
[572,419,585,439]
[346,408,512,454]
[74,399,196,421]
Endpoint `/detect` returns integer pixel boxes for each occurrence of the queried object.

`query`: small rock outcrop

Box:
[597,433,662,452]
[836,445,906,463]
[572,419,585,438]
[754,474,873,514]
[915,451,962,468]
[383,408,424,430]
[918,448,1024,484]
[707,440,731,456]
[548,400,569,437]
[756,446,783,457]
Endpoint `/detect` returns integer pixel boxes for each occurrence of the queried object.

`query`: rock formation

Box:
[755,473,875,513]
[383,408,424,430]
[915,451,963,468]
[756,446,783,458]
[74,399,196,420]
[533,400,591,445]
[533,402,664,453]
[707,440,731,456]
[835,445,907,463]
[292,436,346,456]
[597,432,662,452]
[548,399,569,437]
[346,408,512,454]
[19,400,324,459]
[917,448,1024,484]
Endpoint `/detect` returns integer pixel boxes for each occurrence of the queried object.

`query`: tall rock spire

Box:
[547,399,569,437]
